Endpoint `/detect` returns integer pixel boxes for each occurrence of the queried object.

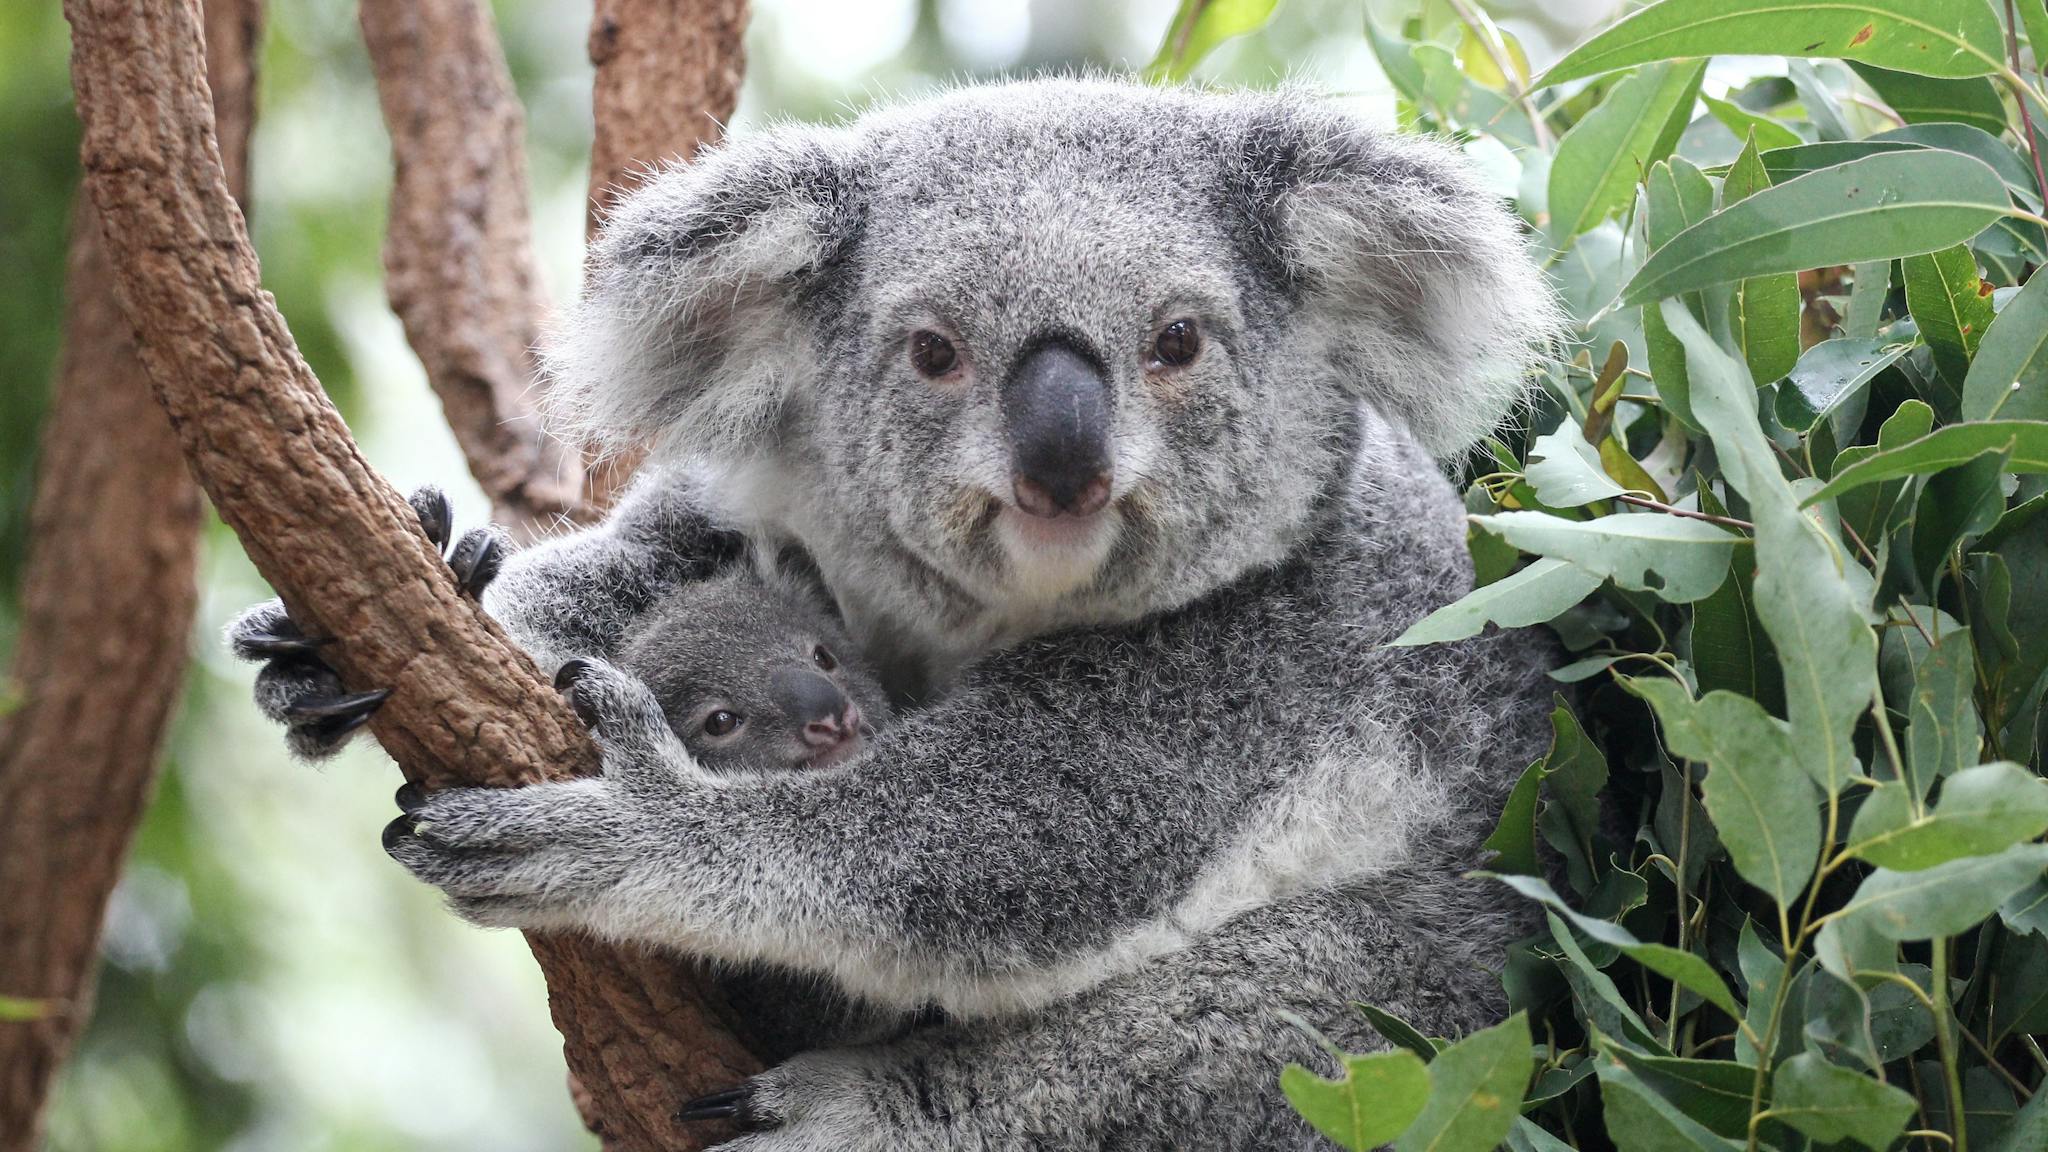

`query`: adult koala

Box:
[233,78,1560,1149]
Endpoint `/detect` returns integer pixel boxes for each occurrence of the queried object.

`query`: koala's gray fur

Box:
[234,78,1562,1149]
[619,567,890,774]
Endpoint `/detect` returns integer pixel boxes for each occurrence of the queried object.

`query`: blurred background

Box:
[0,1,1618,1148]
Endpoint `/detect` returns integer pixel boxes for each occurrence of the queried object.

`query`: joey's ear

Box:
[543,126,864,458]
[1230,100,1561,458]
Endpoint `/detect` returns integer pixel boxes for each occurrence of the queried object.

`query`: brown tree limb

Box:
[582,0,749,509]
[0,3,258,1147]
[61,0,761,1148]
[358,0,587,540]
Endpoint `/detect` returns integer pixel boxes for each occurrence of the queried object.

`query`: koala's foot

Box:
[689,1051,937,1152]
[225,485,510,759]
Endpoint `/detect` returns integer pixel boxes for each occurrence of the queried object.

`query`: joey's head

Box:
[548,79,1556,630]
[620,573,888,773]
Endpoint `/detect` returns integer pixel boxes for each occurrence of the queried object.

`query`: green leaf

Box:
[1536,698,1610,896]
[1850,62,2008,134]
[1631,678,1822,906]
[1804,965,1936,1072]
[1389,557,1602,647]
[1482,761,1545,876]
[1622,150,2012,305]
[1902,244,1995,395]
[1737,919,1799,1065]
[1281,1049,1432,1151]
[1526,419,1628,506]
[1143,0,1278,81]
[0,995,51,1022]
[1702,94,1803,151]
[1800,420,2048,505]
[1963,267,2048,421]
[1544,912,1670,1052]
[1759,139,1919,182]
[1846,763,2048,869]
[1539,0,2009,86]
[1835,842,2048,939]
[1664,301,1880,797]
[1890,613,1981,793]
[1777,338,1911,433]
[1394,1012,1532,1152]
[1769,1052,1917,1150]
[2003,874,2048,937]
[1493,874,1743,1018]
[1470,511,1740,604]
[1358,1003,1442,1062]
[1690,545,1782,709]
[1366,18,1428,106]
[1994,1082,2048,1152]
[1723,134,1801,384]
[1846,260,1891,337]
[1596,1038,1756,1140]
[1643,157,1719,431]
[1548,60,1708,240]
[1595,1059,1744,1151]
[1873,124,2044,206]
[2021,0,2048,91]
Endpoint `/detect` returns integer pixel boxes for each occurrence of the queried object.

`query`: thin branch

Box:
[2008,0,2048,211]
[1616,493,1755,531]
[60,3,761,1150]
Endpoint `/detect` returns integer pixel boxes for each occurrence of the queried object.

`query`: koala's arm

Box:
[387,610,1299,1015]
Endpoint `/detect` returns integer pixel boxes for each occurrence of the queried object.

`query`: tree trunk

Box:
[359,0,587,540]
[0,2,258,1148]
[61,0,760,1148]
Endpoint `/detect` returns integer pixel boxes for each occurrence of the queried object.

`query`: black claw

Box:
[285,688,392,722]
[450,532,504,599]
[676,1086,751,1123]
[305,709,377,747]
[410,487,454,555]
[395,781,428,814]
[381,813,417,853]
[234,624,333,659]
[554,658,594,692]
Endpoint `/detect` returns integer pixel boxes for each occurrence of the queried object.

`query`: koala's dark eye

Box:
[1152,319,1201,368]
[910,330,959,378]
[703,710,742,737]
[813,644,838,672]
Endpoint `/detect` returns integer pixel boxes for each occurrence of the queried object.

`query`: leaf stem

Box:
[1439,0,1552,148]
[1614,493,1756,530]
[1932,938,1969,1152]
[2005,1,2048,210]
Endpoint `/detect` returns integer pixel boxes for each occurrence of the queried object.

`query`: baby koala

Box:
[619,569,889,773]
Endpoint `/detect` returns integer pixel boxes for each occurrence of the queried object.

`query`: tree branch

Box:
[60,1,760,1148]
[359,0,588,539]
[587,0,748,228]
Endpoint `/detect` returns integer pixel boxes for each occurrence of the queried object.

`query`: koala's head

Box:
[620,572,888,773]
[548,79,1556,632]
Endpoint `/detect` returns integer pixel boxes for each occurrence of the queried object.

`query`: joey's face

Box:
[622,578,888,773]
[798,87,1354,622]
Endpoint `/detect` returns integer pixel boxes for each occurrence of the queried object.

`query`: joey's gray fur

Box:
[232,78,1561,1149]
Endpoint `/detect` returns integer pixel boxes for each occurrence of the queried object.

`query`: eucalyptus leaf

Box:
[1540,0,2009,86]
[1835,842,2048,939]
[1962,267,2048,421]
[1643,157,1718,430]
[1901,243,1994,397]
[2003,875,2048,937]
[1623,151,2012,305]
[1143,0,1278,81]
[1595,1037,1756,1140]
[1768,1052,1917,1150]
[1389,557,1602,647]
[1280,1049,1431,1151]
[1493,874,1743,1018]
[1470,511,1740,604]
[1850,63,2008,135]
[1701,94,1801,151]
[1722,135,1801,385]
[1777,338,1911,433]
[1596,1059,1744,1151]
[1525,420,1628,506]
[1393,1012,1531,1152]
[1549,61,1707,241]
[1800,420,2048,505]
[1846,763,2048,870]
[1482,761,1545,876]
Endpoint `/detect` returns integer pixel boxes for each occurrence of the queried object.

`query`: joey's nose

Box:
[770,668,855,746]
[1004,339,1113,518]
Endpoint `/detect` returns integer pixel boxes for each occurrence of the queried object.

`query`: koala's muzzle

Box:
[770,666,859,749]
[1003,340,1114,518]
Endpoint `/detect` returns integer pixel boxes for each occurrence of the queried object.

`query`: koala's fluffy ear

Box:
[1232,100,1561,458]
[543,126,862,457]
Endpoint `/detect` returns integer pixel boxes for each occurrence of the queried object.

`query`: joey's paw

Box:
[550,657,692,793]
[410,484,511,599]
[380,778,628,922]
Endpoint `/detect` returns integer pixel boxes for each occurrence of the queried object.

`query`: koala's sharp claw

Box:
[381,813,417,853]
[285,688,392,722]
[449,530,505,599]
[554,657,594,692]
[235,627,335,658]
[395,781,427,814]
[410,486,454,554]
[304,709,378,748]
[676,1086,752,1122]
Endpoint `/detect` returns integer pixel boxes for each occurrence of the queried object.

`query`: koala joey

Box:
[231,78,1561,1151]
[620,568,890,774]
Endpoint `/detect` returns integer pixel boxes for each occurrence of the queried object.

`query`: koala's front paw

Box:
[687,1052,913,1152]
[382,776,629,926]
[225,486,511,760]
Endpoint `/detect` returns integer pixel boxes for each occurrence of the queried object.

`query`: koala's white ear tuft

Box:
[1232,100,1563,458]
[541,126,863,461]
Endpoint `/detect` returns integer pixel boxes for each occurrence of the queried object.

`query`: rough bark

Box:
[583,0,749,507]
[359,0,587,540]
[0,2,257,1147]
[61,1,761,1149]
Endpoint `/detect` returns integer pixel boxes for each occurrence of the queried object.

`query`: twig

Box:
[1616,493,1755,531]
[1440,0,1553,148]
[2008,0,2048,211]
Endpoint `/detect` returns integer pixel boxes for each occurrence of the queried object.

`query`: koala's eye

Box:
[910,330,959,378]
[1152,319,1201,368]
[703,710,743,737]
[813,644,839,672]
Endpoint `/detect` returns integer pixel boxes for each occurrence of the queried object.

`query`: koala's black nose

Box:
[770,667,854,746]
[1003,339,1114,519]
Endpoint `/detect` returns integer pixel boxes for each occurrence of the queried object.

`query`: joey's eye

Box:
[703,710,742,737]
[910,330,959,378]
[1152,319,1201,368]
[813,644,838,672]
